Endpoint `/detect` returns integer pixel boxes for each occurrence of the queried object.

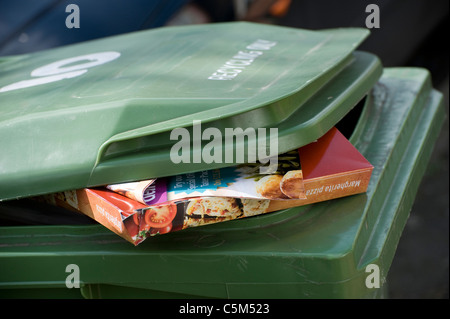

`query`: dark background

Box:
[0,0,448,298]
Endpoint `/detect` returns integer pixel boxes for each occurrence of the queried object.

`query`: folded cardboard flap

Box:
[39,127,373,245]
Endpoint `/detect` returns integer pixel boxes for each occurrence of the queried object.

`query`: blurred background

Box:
[0,0,448,298]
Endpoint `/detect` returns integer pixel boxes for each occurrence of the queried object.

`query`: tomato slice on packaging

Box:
[144,203,177,228]
[132,213,140,226]
[123,215,139,238]
[150,223,173,235]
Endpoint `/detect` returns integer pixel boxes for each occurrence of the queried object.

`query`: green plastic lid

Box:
[0,22,382,201]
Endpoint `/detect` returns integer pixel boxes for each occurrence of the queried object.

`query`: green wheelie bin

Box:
[0,22,446,299]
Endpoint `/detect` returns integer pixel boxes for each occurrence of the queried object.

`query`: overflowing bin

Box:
[0,22,445,298]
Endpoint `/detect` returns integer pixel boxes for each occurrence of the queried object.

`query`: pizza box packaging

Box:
[38,127,373,245]
[105,147,306,206]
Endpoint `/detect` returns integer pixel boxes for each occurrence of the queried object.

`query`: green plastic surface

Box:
[0,67,445,299]
[0,22,379,201]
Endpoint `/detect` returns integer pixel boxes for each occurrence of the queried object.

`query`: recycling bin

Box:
[0,22,446,299]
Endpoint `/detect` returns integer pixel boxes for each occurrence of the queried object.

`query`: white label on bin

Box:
[0,51,120,93]
[208,39,277,80]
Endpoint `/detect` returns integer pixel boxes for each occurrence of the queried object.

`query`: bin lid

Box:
[0,22,382,201]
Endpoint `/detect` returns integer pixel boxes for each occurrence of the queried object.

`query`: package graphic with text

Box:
[106,144,305,206]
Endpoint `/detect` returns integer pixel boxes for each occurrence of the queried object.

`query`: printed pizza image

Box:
[241,198,270,217]
[280,170,305,199]
[183,196,272,229]
[255,174,289,199]
[244,150,306,200]
[183,197,243,228]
